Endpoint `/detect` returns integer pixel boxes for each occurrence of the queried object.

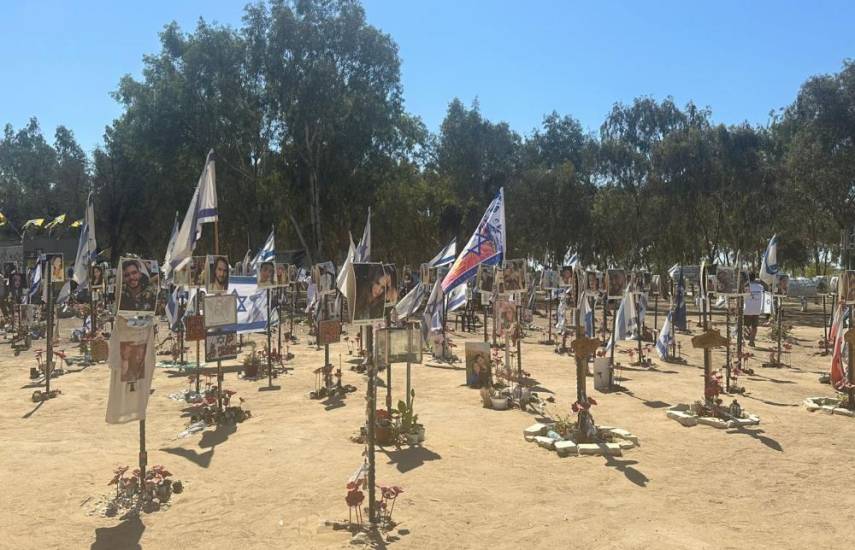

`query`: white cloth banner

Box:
[105,317,156,424]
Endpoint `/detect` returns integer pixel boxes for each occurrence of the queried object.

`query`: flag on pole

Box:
[337,233,357,300]
[28,260,43,304]
[606,287,635,351]
[249,228,275,274]
[582,295,594,337]
[656,312,673,360]
[446,283,468,313]
[165,286,180,330]
[428,238,457,268]
[423,279,444,339]
[45,213,67,231]
[168,150,217,274]
[673,269,687,330]
[830,308,847,390]
[759,234,779,287]
[355,209,371,262]
[162,211,179,278]
[441,188,506,292]
[72,192,97,286]
[395,282,427,319]
[563,248,579,269]
[240,249,252,275]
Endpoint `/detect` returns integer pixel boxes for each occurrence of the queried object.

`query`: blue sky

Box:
[1,0,853,153]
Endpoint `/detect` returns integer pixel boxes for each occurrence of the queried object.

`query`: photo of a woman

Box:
[258,261,275,288]
[465,342,492,388]
[352,262,386,323]
[48,254,64,282]
[90,264,105,289]
[383,264,399,305]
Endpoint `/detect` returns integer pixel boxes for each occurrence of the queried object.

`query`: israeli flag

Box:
[72,192,97,286]
[168,150,217,275]
[441,188,505,293]
[673,270,687,330]
[355,208,371,262]
[250,228,275,274]
[759,234,779,287]
[395,282,427,319]
[656,312,673,359]
[423,279,444,340]
[606,297,627,352]
[428,238,457,268]
[563,248,579,269]
[583,296,594,337]
[162,212,179,279]
[446,282,468,313]
[28,260,42,303]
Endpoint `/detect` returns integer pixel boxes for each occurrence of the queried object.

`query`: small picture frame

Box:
[206,255,230,294]
[204,293,237,329]
[205,330,239,362]
[46,253,65,282]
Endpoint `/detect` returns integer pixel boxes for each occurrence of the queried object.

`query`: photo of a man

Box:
[258,261,275,288]
[118,258,157,314]
[559,266,574,288]
[207,255,230,293]
[478,264,495,293]
[189,256,207,287]
[502,259,526,293]
[120,341,148,382]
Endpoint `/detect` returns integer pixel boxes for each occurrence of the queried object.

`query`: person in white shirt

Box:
[743,272,764,346]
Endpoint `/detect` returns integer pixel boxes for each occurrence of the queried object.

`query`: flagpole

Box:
[45,257,53,396]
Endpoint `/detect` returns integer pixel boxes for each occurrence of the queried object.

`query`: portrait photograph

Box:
[189,256,207,287]
[205,330,238,362]
[350,262,386,324]
[384,263,399,306]
[313,261,336,293]
[204,293,237,329]
[206,255,230,294]
[606,269,626,298]
[89,264,105,289]
[420,263,434,286]
[117,257,157,315]
[47,253,64,282]
[120,341,148,383]
[586,271,600,293]
[714,267,739,295]
[541,269,559,290]
[275,263,290,286]
[559,266,575,288]
[465,341,491,388]
[257,261,275,288]
[495,298,517,336]
[185,315,205,342]
[502,259,526,293]
[477,264,495,293]
[776,274,789,296]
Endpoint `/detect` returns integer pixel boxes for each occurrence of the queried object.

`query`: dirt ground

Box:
[1,299,854,550]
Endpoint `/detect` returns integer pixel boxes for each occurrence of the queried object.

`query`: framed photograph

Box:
[173,265,190,287]
[89,264,105,289]
[495,298,517,336]
[606,269,626,299]
[204,293,237,329]
[120,341,148,382]
[320,292,340,321]
[480,291,492,306]
[189,256,207,287]
[714,267,739,295]
[831,276,840,296]
[464,341,491,387]
[350,262,386,324]
[502,259,526,293]
[205,330,238,362]
[313,261,336,294]
[206,255,230,294]
[116,257,158,316]
[384,264,399,306]
[376,325,422,366]
[559,266,575,288]
[317,319,342,346]
[540,269,558,290]
[420,263,434,286]
[651,274,661,296]
[275,263,290,286]
[477,264,495,293]
[586,271,600,293]
[47,253,64,282]
[185,315,205,342]
[775,274,789,296]
[257,261,276,288]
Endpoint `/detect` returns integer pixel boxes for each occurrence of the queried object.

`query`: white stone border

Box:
[803,396,855,417]
[523,423,639,457]
[666,403,760,428]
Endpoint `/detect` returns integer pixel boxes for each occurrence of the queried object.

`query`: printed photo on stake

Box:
[587,271,600,293]
[275,263,290,286]
[207,255,230,293]
[376,326,422,366]
[495,298,517,336]
[185,315,205,341]
[257,261,275,288]
[606,269,626,298]
[117,257,158,315]
[205,330,238,362]
[204,293,237,329]
[313,262,336,293]
[541,269,559,290]
[46,253,64,282]
[477,264,495,293]
[120,341,148,383]
[384,264,399,306]
[502,259,526,293]
[559,266,575,288]
[420,263,434,286]
[714,267,739,295]
[173,265,190,287]
[189,256,207,287]
[350,262,386,323]
[89,264,105,289]
[776,274,789,296]
[465,341,491,387]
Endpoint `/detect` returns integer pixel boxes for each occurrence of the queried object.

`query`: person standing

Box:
[743,272,764,346]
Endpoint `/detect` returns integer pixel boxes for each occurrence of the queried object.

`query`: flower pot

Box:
[375,423,393,445]
[490,396,509,410]
[243,361,259,378]
[416,425,426,442]
[406,432,420,445]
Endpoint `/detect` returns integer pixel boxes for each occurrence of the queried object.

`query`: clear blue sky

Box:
[2,0,853,153]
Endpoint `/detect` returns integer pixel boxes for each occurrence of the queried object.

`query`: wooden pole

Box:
[217,359,223,412]
[406,324,412,410]
[45,258,53,395]
[845,328,855,410]
[195,339,201,394]
[725,298,731,392]
[776,296,783,366]
[546,295,553,344]
[736,295,744,375]
[214,220,220,256]
[822,294,829,355]
[571,335,600,441]
[89,271,96,339]
[385,310,392,415]
[365,324,377,526]
[483,300,488,343]
[267,288,273,387]
[654,293,659,331]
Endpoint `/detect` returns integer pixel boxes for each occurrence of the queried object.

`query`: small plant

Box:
[378,485,404,524]
[396,389,418,436]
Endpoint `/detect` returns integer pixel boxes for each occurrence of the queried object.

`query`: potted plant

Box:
[242,351,261,378]
[397,389,423,445]
[375,409,394,445]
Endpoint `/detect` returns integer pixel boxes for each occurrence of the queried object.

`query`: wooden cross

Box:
[692,329,728,403]
[571,335,602,437]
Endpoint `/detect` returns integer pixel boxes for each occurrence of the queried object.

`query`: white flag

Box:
[355,208,371,262]
[428,238,457,267]
[168,150,217,275]
[72,192,97,286]
[759,234,779,287]
[250,228,275,274]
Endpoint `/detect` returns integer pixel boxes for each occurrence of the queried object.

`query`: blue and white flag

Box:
[355,208,371,262]
[563,248,579,269]
[165,286,180,330]
[673,269,687,330]
[582,296,594,337]
[395,282,427,319]
[428,238,457,268]
[606,287,635,351]
[72,192,97,286]
[168,150,217,275]
[162,211,179,279]
[423,279,444,340]
[656,312,673,360]
[219,275,274,334]
[441,188,505,292]
[28,261,42,303]
[760,234,779,287]
[250,228,275,274]
[446,282,468,313]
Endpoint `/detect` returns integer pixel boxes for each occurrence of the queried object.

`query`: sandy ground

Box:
[1,299,855,550]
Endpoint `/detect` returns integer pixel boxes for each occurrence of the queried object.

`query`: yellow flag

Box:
[0,212,6,227]
[70,219,83,228]
[23,218,46,230]
[45,213,67,230]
